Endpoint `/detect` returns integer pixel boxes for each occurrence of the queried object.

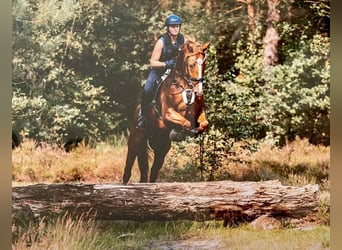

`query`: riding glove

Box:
[165,59,175,69]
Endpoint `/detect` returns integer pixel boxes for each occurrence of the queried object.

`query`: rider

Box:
[136,14,185,129]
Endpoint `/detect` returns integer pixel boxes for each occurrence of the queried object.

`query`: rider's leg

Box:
[137,70,158,129]
[137,92,150,129]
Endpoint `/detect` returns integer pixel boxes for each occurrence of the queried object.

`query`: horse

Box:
[123,40,210,184]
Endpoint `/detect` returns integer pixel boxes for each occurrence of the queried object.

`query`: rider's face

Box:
[168,25,180,36]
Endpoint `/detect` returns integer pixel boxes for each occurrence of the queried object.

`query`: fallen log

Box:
[12,180,319,225]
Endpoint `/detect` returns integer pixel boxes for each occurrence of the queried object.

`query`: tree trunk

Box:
[246,0,256,31]
[263,0,281,68]
[12,180,319,225]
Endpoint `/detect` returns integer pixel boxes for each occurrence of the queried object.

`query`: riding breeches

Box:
[143,69,163,96]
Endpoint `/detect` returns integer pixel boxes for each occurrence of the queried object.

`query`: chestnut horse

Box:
[123,40,209,183]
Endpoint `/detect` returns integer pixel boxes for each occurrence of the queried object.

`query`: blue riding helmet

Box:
[165,14,182,26]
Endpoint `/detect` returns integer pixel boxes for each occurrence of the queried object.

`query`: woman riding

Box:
[137,14,186,129]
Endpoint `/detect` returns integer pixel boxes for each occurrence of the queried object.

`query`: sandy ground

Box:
[145,238,227,250]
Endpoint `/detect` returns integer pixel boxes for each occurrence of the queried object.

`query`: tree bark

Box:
[12,180,319,225]
[245,0,256,31]
[263,0,281,68]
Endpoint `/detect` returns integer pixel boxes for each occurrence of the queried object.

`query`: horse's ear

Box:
[202,43,210,52]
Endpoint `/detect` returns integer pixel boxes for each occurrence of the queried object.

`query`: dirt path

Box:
[145,237,227,250]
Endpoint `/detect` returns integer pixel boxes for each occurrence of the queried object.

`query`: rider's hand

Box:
[164,59,175,69]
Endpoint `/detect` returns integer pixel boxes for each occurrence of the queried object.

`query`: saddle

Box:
[150,68,172,118]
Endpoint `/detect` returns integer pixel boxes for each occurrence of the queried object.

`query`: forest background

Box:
[12,0,330,178]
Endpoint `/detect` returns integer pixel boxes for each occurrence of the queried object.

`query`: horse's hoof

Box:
[169,129,186,141]
[189,128,200,137]
[183,128,199,137]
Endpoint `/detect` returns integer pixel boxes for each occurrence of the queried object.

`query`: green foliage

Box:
[12,0,122,144]
[198,9,329,178]
[262,33,330,145]
[13,0,168,143]
[201,3,329,175]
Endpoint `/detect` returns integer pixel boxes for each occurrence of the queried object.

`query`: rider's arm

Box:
[150,39,167,68]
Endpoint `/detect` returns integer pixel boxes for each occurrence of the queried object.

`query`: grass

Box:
[159,137,330,187]
[13,216,330,250]
[12,137,141,184]
[13,213,99,250]
[12,136,330,248]
[12,136,329,187]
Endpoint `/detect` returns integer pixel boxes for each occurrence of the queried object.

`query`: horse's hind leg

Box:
[149,154,167,183]
[149,136,171,183]
[137,145,149,183]
[123,128,146,184]
[122,145,136,184]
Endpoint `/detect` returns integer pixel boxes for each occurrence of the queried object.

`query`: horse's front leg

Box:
[165,108,192,129]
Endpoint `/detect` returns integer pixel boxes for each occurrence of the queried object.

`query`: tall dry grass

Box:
[160,137,330,186]
[12,136,329,187]
[12,137,141,184]
[249,138,330,185]
[13,213,100,250]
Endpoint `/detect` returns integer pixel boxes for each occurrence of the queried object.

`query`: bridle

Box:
[172,49,207,105]
[183,51,206,84]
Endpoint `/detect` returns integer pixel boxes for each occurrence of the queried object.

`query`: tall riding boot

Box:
[136,93,150,129]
